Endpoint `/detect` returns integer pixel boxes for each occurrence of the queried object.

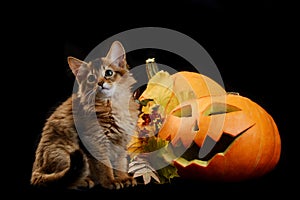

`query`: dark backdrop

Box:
[9,0,296,199]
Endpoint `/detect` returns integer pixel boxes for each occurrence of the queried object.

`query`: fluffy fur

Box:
[30,41,140,190]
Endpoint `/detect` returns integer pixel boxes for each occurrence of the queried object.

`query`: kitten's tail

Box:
[30,149,88,189]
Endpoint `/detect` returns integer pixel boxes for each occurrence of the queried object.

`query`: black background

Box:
[7,0,297,199]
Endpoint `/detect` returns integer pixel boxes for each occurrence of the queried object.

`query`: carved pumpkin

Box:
[129,68,281,182]
[159,94,281,182]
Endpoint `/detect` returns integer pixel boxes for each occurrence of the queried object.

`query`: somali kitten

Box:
[30,41,140,190]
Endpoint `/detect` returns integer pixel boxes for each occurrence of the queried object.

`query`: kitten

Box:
[30,41,140,190]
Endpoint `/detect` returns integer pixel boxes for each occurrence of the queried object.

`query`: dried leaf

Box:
[128,155,161,185]
[128,163,147,173]
[133,168,161,185]
[142,172,151,185]
[147,170,161,183]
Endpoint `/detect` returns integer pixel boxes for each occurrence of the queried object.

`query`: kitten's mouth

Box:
[98,85,112,94]
[98,86,109,90]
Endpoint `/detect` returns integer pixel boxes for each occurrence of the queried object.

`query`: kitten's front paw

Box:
[120,176,137,188]
[70,177,95,190]
[101,177,137,190]
[101,179,124,190]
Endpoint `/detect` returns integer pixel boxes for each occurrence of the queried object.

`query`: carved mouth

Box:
[175,125,254,162]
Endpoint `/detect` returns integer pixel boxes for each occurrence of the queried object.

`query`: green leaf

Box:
[156,165,179,184]
[139,99,154,107]
[143,136,169,152]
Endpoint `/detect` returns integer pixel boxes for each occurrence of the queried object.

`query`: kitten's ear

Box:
[67,56,86,76]
[104,41,127,68]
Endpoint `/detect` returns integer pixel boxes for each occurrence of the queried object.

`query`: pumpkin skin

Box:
[160,94,281,182]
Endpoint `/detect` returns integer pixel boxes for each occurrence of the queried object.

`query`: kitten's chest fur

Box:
[93,96,139,147]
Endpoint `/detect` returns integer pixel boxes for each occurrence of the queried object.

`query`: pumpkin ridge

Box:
[251,114,281,177]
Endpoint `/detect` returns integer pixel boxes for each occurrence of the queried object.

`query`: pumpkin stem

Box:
[227,92,240,95]
[132,58,159,100]
[146,58,160,80]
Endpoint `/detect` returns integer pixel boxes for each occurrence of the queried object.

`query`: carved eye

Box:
[105,69,113,77]
[87,74,96,82]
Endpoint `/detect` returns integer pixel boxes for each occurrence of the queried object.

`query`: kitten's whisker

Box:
[87,89,97,106]
[83,88,96,105]
[84,88,95,99]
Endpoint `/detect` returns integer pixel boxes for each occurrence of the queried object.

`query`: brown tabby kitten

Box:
[30,41,140,190]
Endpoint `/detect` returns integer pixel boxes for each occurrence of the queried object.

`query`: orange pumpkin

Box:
[159,94,281,182]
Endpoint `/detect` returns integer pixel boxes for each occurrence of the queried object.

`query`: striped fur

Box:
[31,41,140,190]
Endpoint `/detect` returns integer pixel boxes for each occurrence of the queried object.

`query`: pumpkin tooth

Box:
[193,120,199,132]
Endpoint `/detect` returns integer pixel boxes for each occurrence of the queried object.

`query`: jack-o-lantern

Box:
[129,67,281,183]
[159,94,281,182]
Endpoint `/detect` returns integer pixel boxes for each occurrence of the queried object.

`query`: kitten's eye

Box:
[105,69,113,77]
[87,74,96,82]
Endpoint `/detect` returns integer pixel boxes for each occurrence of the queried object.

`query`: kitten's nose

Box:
[98,80,104,88]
